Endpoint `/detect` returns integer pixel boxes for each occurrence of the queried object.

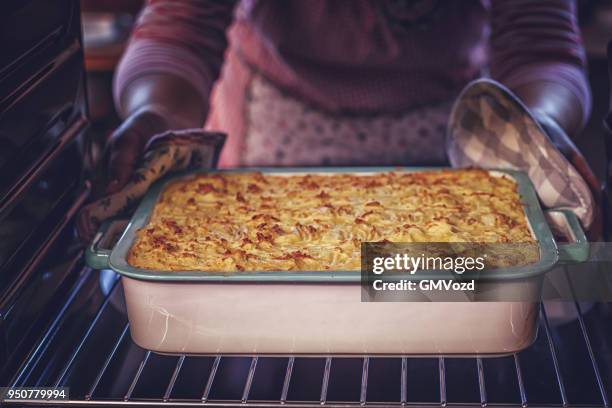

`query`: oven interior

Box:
[2,1,612,406]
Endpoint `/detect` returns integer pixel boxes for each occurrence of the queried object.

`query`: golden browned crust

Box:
[127,169,535,271]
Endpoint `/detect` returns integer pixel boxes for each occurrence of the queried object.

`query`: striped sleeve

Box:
[489,0,591,125]
[113,0,237,115]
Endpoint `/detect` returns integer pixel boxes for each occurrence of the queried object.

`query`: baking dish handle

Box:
[544,209,589,263]
[85,219,129,270]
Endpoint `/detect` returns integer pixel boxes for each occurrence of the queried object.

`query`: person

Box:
[105,0,592,195]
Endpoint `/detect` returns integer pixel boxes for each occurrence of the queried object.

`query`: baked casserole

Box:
[127,169,536,271]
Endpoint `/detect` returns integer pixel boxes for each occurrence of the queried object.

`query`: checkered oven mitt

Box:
[447,78,597,233]
[77,130,226,241]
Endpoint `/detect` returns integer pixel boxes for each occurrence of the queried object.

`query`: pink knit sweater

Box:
[115,0,591,133]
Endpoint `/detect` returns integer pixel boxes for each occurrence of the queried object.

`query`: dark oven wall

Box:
[0,0,89,382]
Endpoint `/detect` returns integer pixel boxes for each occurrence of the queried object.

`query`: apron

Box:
[206,49,451,167]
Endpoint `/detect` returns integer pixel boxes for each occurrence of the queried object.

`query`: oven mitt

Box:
[447,78,598,235]
[77,130,226,242]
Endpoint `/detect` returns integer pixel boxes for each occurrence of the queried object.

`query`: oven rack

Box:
[6,268,612,407]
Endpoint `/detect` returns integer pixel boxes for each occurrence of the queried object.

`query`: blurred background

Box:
[80,0,612,177]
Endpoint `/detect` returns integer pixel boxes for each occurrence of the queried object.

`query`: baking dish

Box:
[86,167,588,356]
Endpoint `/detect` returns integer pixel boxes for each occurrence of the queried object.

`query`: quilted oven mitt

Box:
[77,129,226,242]
[447,79,601,239]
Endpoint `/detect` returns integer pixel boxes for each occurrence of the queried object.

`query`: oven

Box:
[2,1,612,407]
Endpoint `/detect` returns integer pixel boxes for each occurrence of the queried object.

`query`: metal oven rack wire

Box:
[5,267,612,407]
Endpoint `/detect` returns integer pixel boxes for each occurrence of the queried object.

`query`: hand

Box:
[100,73,208,196]
[100,108,168,196]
